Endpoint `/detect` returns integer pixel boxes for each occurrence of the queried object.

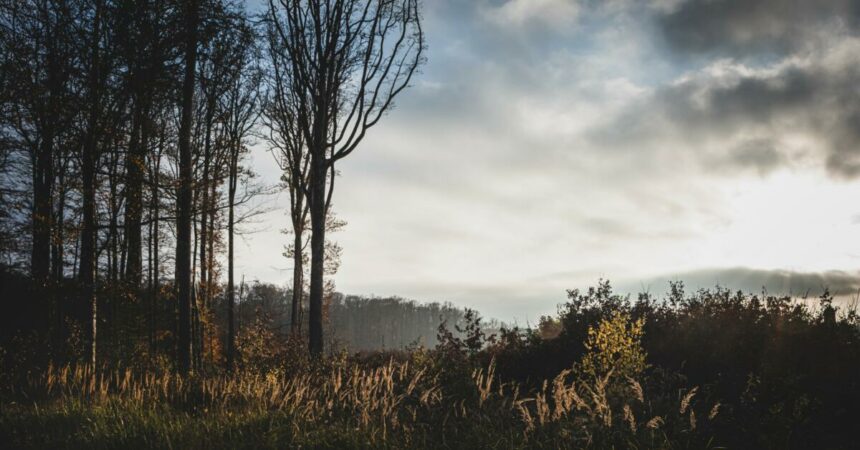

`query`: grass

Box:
[2,362,442,449]
[0,314,723,449]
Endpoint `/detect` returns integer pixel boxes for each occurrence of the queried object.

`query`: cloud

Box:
[591,37,860,177]
[623,267,860,298]
[480,0,581,29]
[657,0,860,56]
[591,1,860,177]
[718,138,787,175]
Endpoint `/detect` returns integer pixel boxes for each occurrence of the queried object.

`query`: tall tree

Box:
[221,20,260,367]
[263,18,308,336]
[267,0,425,355]
[78,0,107,365]
[119,0,169,288]
[0,0,81,362]
[1,0,77,282]
[176,0,200,373]
[194,8,245,360]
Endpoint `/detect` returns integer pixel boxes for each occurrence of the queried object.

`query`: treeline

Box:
[0,0,425,371]
[330,295,496,351]
[212,283,483,354]
[0,263,488,370]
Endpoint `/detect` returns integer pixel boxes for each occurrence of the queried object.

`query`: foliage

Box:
[236,307,284,372]
[486,280,860,449]
[577,311,647,383]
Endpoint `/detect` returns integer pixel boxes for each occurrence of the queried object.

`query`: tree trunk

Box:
[52,168,65,284]
[206,182,215,361]
[198,130,209,325]
[147,201,154,351]
[80,55,98,362]
[79,145,96,282]
[32,129,53,282]
[152,180,160,352]
[191,205,201,369]
[51,154,66,357]
[226,152,236,369]
[124,105,144,286]
[176,0,199,374]
[148,132,161,355]
[195,104,214,366]
[291,223,303,335]
[308,148,326,356]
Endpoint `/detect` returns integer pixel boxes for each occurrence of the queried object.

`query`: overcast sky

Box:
[238,0,860,322]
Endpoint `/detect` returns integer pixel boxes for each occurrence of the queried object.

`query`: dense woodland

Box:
[0,0,272,369]
[1,1,860,449]
[0,0,426,369]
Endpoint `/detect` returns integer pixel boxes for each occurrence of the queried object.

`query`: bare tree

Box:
[262,17,310,336]
[264,14,347,339]
[267,0,425,355]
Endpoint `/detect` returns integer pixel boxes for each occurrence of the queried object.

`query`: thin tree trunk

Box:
[206,182,215,361]
[291,224,303,335]
[197,100,216,365]
[32,126,53,282]
[52,168,65,284]
[191,198,200,369]
[226,154,236,369]
[308,146,326,356]
[199,101,213,313]
[107,145,118,356]
[148,131,161,354]
[124,104,144,286]
[147,203,154,351]
[80,0,104,368]
[52,156,65,355]
[108,143,120,344]
[71,224,79,280]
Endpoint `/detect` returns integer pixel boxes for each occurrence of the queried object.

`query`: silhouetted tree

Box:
[263,17,310,337]
[78,0,106,365]
[267,0,425,355]
[221,17,261,369]
[176,0,199,374]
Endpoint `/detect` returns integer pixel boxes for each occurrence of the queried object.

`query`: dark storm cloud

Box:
[621,0,860,177]
[675,66,817,123]
[658,0,860,56]
[627,267,860,298]
[673,57,860,177]
[592,41,860,177]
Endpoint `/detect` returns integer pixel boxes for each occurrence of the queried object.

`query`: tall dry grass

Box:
[1,310,725,449]
[1,358,719,449]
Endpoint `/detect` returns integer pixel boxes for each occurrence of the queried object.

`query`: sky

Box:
[237,0,860,322]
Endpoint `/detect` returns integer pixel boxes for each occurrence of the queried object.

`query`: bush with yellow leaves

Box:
[577,311,647,383]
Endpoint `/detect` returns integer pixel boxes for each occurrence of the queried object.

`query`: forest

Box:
[1,0,859,449]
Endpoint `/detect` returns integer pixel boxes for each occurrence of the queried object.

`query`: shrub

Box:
[577,311,647,383]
